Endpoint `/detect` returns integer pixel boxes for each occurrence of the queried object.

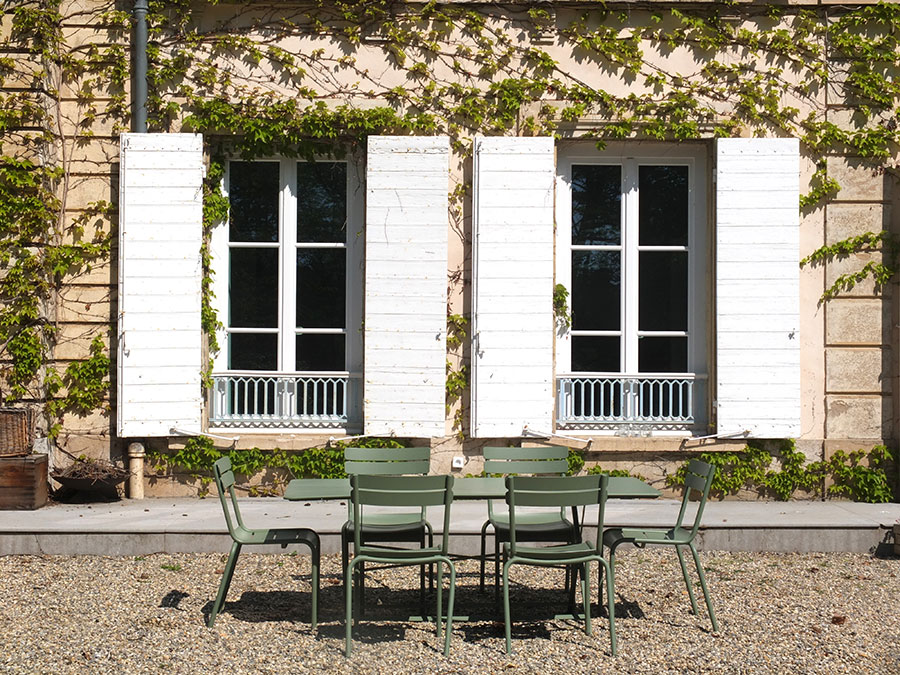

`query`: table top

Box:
[283,475,659,501]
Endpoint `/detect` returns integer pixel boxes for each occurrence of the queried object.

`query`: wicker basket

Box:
[0,408,31,457]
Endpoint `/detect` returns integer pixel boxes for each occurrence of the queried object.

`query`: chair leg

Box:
[502,559,514,654]
[344,557,358,657]
[675,544,699,616]
[581,561,592,636]
[443,559,456,657]
[689,543,719,633]
[308,539,320,630]
[603,559,617,656]
[208,541,241,627]
[479,521,490,592]
[435,560,443,638]
[426,525,435,591]
[493,536,502,604]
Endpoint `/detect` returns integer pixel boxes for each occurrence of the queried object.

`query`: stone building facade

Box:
[1,0,897,497]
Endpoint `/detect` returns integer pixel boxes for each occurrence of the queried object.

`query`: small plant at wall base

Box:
[147,436,406,492]
[667,441,895,503]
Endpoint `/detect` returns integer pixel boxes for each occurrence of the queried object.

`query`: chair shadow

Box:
[200,590,317,625]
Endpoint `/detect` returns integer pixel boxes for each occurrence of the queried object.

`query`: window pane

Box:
[230,248,278,328]
[297,162,346,243]
[572,336,619,372]
[639,165,688,246]
[229,161,279,243]
[639,337,687,373]
[572,251,620,331]
[296,249,346,328]
[639,251,687,331]
[572,165,621,246]
[229,333,277,371]
[296,334,345,371]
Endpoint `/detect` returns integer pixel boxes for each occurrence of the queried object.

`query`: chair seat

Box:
[490,513,575,540]
[603,526,692,549]
[342,515,428,542]
[504,540,596,563]
[357,544,445,560]
[235,526,320,547]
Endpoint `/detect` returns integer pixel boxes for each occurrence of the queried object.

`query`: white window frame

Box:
[209,156,364,430]
[555,142,708,432]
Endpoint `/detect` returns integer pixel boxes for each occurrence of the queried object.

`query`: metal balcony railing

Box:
[210,372,359,428]
[557,374,695,429]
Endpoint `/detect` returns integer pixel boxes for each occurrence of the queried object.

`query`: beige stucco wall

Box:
[5,1,897,496]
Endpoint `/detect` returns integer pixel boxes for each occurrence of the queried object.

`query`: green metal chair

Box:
[603,459,719,633]
[480,446,578,597]
[341,446,434,608]
[345,474,456,657]
[208,456,320,628]
[501,474,616,655]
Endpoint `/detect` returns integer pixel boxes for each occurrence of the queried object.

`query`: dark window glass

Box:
[230,248,278,328]
[572,336,619,372]
[572,251,620,331]
[639,251,687,331]
[297,162,347,243]
[639,337,687,373]
[639,165,688,246]
[295,377,346,416]
[229,162,279,243]
[229,333,277,371]
[296,334,345,371]
[573,378,623,419]
[638,379,689,419]
[572,165,621,246]
[296,249,346,328]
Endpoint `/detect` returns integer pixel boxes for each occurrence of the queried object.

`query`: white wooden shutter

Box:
[364,136,449,437]
[471,136,556,438]
[715,138,800,438]
[117,133,204,437]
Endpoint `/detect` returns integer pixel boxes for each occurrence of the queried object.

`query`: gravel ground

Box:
[0,549,898,674]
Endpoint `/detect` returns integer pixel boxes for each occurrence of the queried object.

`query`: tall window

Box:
[209,158,362,428]
[556,144,707,430]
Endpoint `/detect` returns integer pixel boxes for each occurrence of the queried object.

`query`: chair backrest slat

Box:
[344,446,430,476]
[213,456,245,537]
[350,474,453,553]
[486,458,569,475]
[506,474,608,555]
[483,446,569,476]
[484,446,569,460]
[352,474,450,507]
[675,459,716,536]
[344,459,431,475]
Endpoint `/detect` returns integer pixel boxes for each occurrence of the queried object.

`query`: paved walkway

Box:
[1,497,898,556]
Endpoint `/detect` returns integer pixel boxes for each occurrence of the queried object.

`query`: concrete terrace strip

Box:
[0,498,898,556]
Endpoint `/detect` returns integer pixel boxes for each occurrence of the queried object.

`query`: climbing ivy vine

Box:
[0,0,120,446]
[3,1,900,472]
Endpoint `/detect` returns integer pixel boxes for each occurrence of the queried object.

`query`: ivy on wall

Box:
[2,1,900,473]
[0,0,118,444]
[666,440,895,503]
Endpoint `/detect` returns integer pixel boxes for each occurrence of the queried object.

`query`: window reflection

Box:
[639,165,688,246]
[572,165,621,246]
[297,162,346,243]
[229,162,279,243]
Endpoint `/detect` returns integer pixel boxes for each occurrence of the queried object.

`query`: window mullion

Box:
[622,158,639,374]
[280,158,297,372]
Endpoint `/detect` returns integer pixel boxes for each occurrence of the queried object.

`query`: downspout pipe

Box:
[132,0,148,132]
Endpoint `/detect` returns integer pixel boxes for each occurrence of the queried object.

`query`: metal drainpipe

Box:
[132,0,148,132]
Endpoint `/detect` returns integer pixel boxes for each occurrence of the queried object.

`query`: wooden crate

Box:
[0,454,48,509]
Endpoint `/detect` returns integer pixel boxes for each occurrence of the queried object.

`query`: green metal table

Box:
[283,475,660,501]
